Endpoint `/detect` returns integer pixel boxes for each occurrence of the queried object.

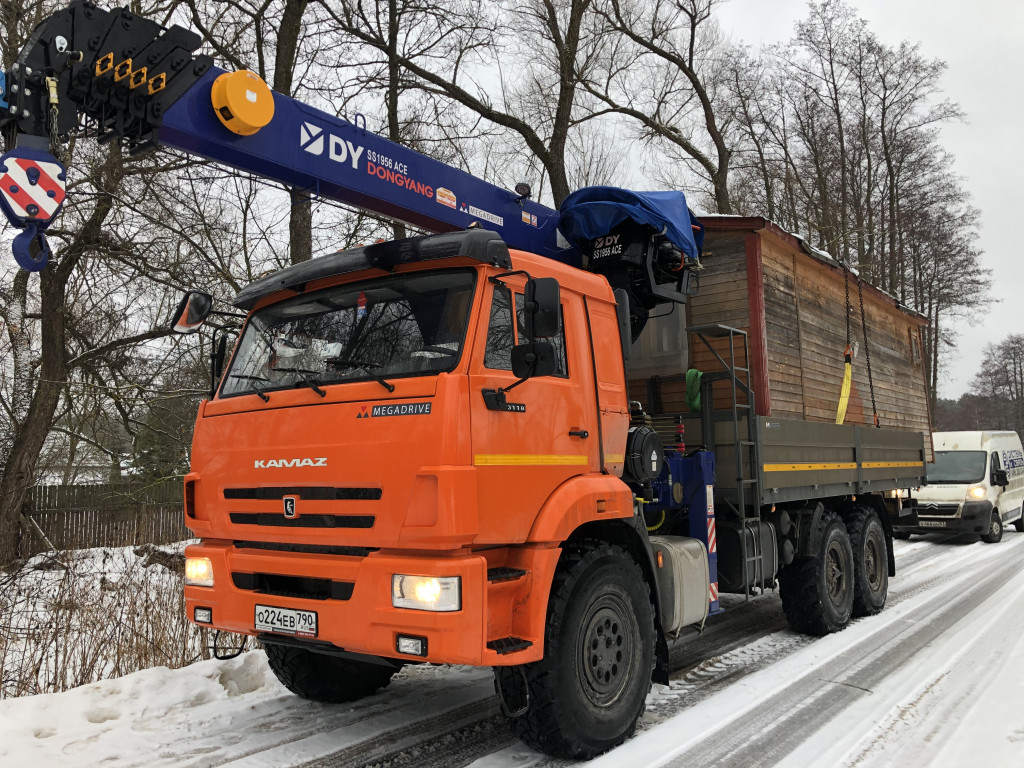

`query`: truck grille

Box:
[224,487,381,500]
[917,503,961,517]
[229,513,375,528]
[234,541,375,557]
[231,571,354,601]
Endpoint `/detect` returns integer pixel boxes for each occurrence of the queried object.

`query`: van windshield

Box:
[926,451,987,484]
[221,270,476,397]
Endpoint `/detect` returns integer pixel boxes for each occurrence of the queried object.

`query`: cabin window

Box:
[909,330,921,367]
[483,283,568,377]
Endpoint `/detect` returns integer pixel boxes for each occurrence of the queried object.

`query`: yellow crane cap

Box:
[210,70,275,136]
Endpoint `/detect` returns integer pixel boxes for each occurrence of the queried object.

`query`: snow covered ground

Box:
[1,533,1022,767]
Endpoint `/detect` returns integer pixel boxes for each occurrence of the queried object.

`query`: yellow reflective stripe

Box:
[606,454,625,463]
[474,454,589,466]
[763,462,857,472]
[862,461,924,469]
[763,461,924,472]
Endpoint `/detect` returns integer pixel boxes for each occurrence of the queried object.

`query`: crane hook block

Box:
[210,71,275,136]
[0,147,66,271]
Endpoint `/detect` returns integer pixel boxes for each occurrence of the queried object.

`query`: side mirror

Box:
[992,468,1009,487]
[512,341,557,379]
[523,277,560,338]
[170,291,213,334]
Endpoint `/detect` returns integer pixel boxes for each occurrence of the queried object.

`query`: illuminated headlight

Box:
[185,557,215,587]
[968,485,987,499]
[391,575,461,611]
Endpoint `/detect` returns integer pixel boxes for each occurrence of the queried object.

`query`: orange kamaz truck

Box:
[173,218,926,759]
[2,4,927,758]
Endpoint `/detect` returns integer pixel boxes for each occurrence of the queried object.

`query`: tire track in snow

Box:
[280,535,986,768]
[583,533,1024,768]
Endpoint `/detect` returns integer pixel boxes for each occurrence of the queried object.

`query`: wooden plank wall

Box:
[759,231,931,440]
[19,482,188,557]
[626,222,931,458]
[686,232,751,411]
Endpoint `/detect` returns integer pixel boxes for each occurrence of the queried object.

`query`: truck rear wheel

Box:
[980,510,1003,543]
[494,541,655,759]
[779,511,854,635]
[263,642,398,703]
[846,507,888,616]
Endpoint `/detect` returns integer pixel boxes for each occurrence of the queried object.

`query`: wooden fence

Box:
[19,481,188,558]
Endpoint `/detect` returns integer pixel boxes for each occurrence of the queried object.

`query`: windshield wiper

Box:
[229,374,270,402]
[271,367,327,397]
[324,357,396,393]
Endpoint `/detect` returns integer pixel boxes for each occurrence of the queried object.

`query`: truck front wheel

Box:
[780,511,855,635]
[263,642,399,703]
[846,507,888,617]
[495,541,655,759]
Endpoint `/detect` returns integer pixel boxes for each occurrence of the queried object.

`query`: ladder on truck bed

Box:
[689,324,765,601]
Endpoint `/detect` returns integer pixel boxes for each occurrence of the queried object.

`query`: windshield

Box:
[221,269,476,397]
[925,451,987,484]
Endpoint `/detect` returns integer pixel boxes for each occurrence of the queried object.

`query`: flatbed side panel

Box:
[758,417,925,506]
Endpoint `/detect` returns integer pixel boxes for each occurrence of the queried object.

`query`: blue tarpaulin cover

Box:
[558,186,704,259]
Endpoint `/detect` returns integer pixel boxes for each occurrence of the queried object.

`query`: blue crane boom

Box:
[0,1,564,269]
[0,0,701,322]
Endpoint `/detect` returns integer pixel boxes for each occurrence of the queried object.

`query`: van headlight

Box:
[392,575,460,611]
[968,485,987,499]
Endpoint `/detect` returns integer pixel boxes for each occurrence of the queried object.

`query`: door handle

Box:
[569,430,589,438]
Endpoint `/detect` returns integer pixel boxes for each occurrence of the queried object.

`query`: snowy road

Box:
[3,533,1023,767]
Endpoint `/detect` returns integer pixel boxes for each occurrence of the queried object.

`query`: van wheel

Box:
[780,511,855,635]
[263,642,399,702]
[980,510,1003,543]
[495,541,655,759]
[1014,511,1024,533]
[845,507,888,617]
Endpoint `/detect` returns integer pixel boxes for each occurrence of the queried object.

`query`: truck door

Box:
[469,279,599,543]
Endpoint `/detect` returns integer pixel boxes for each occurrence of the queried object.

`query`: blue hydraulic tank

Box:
[679,451,721,615]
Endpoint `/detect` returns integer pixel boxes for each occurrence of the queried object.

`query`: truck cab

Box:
[898,430,1024,542]
[180,229,641,667]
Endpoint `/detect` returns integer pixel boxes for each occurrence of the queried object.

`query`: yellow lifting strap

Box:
[836,344,853,424]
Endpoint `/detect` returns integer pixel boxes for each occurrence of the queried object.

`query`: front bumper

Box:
[894,500,993,535]
[184,540,556,667]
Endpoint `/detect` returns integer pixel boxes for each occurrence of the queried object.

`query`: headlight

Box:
[392,575,460,611]
[185,557,215,587]
[968,485,987,499]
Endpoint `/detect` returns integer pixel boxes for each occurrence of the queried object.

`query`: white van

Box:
[896,431,1024,543]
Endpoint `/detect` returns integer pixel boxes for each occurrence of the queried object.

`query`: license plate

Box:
[919,520,946,528]
[255,604,318,637]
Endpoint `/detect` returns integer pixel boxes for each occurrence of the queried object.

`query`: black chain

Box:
[856,276,879,427]
[843,262,852,352]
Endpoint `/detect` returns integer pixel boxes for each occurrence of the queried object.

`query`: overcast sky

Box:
[712,0,1023,400]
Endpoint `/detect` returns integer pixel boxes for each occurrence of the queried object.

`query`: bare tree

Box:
[587,0,737,212]
[322,0,617,206]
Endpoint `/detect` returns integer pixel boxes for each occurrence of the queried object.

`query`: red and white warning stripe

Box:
[0,157,66,220]
[706,516,717,553]
[709,581,719,602]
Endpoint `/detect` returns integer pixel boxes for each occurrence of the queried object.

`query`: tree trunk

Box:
[275,0,313,263]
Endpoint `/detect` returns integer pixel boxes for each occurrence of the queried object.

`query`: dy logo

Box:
[300,122,324,155]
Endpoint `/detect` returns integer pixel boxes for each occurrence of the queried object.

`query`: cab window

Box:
[483,283,568,377]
